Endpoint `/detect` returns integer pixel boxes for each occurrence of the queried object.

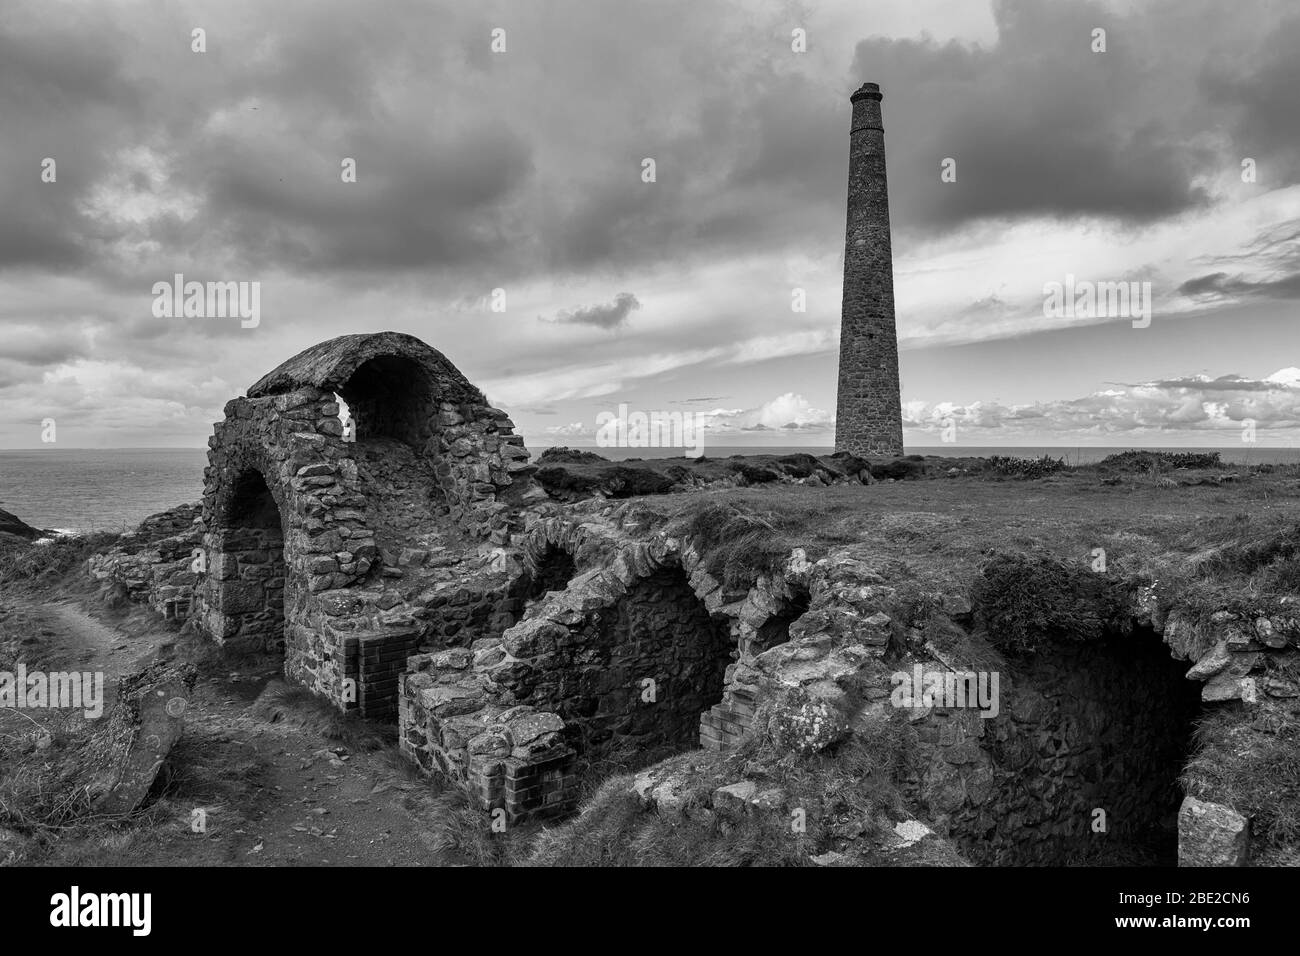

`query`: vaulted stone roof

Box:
[246,330,484,402]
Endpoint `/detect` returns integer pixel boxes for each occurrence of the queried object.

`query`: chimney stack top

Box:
[851,82,882,103]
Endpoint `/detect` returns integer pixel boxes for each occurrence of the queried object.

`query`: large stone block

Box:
[216,579,264,614]
[80,662,199,816]
[1177,796,1249,866]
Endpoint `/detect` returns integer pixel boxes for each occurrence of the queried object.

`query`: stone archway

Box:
[204,467,287,655]
[335,354,436,450]
[525,545,578,604]
[195,331,539,717]
[398,530,766,823]
[968,625,1204,866]
[556,563,733,766]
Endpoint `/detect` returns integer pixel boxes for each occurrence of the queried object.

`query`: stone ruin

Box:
[81,330,1299,863]
[189,331,542,720]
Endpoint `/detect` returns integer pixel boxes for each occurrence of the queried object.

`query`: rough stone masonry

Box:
[834,82,905,458]
[188,332,541,720]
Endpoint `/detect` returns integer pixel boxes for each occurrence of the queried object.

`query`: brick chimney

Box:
[834,82,904,458]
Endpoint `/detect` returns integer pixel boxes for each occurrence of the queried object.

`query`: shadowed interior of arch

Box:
[215,469,287,657]
[555,564,734,770]
[526,545,578,604]
[335,355,435,449]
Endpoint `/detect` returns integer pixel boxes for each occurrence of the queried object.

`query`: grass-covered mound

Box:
[532,451,874,501]
[1098,450,1223,471]
[524,715,958,867]
[0,531,118,586]
[532,447,1300,504]
[970,552,1130,654]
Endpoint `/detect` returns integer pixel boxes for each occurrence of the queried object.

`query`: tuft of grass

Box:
[525,755,814,867]
[669,499,812,590]
[249,681,390,752]
[526,714,921,867]
[6,727,272,866]
[985,455,1065,479]
[919,609,1006,673]
[1182,709,1300,850]
[1098,450,1223,471]
[0,532,119,586]
[970,552,1128,654]
[0,711,100,831]
[416,786,535,866]
[1190,522,1300,580]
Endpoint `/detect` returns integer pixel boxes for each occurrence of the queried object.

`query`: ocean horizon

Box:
[2,444,1296,533]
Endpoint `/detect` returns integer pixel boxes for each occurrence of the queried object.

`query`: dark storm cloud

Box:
[1201,16,1300,183]
[0,0,856,288]
[0,9,145,269]
[1175,216,1300,308]
[852,0,1234,234]
[0,325,93,366]
[193,123,534,274]
[541,293,640,330]
[3,0,1299,450]
[4,0,1289,289]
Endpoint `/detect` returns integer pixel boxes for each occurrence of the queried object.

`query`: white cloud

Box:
[904,368,1300,442]
[701,392,834,434]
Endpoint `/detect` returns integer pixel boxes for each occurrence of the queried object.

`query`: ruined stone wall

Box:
[206,525,286,653]
[195,386,384,708]
[399,649,577,821]
[416,571,526,650]
[396,513,839,822]
[516,566,732,762]
[616,538,1300,867]
[896,631,1201,866]
[399,521,706,820]
[886,591,1300,867]
[87,504,203,620]
[194,333,542,718]
[702,563,813,752]
[433,403,535,543]
[834,82,904,459]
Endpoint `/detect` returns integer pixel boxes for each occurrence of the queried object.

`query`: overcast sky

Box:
[1,0,1298,450]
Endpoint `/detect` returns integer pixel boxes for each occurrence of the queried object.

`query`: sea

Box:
[0,449,209,534]
[2,445,1297,534]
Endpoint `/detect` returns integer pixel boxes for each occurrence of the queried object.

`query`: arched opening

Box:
[752,587,811,654]
[959,625,1202,866]
[213,469,287,657]
[526,546,578,604]
[227,469,281,530]
[494,545,581,639]
[337,355,449,553]
[557,564,733,770]
[699,586,811,753]
[336,355,435,450]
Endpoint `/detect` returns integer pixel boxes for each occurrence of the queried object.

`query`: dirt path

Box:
[172,674,452,866]
[44,600,158,685]
[1,590,476,867]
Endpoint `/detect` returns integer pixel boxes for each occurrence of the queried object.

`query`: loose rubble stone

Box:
[1178,796,1249,866]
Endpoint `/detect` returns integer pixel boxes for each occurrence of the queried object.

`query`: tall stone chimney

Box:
[834,81,904,458]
